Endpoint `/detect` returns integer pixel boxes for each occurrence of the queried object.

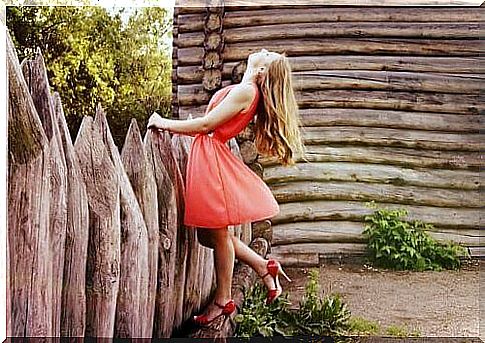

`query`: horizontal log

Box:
[178,86,482,114]
[267,251,320,267]
[269,181,482,207]
[468,246,485,258]
[272,220,482,246]
[178,8,481,33]
[176,56,484,83]
[270,242,367,257]
[257,145,482,170]
[301,126,482,151]
[270,200,481,230]
[177,0,483,7]
[298,108,480,133]
[177,22,480,47]
[264,161,480,190]
[177,39,482,65]
[295,90,481,115]
[291,70,483,94]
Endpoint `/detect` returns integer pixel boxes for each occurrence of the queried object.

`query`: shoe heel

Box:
[279,266,292,282]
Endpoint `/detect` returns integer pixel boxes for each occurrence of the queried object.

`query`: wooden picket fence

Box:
[6,31,253,338]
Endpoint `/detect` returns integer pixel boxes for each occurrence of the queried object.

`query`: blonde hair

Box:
[254,52,309,166]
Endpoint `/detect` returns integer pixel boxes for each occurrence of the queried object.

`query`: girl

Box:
[147,48,307,327]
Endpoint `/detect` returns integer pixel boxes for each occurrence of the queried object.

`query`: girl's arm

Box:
[147,83,254,135]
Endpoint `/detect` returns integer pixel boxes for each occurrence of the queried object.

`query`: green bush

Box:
[363,201,469,271]
[234,269,351,338]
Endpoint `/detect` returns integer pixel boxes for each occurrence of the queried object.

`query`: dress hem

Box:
[183,209,279,229]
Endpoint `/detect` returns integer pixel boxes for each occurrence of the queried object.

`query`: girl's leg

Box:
[196,227,235,320]
[229,234,276,291]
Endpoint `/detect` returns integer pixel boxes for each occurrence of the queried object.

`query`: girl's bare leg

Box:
[230,234,277,291]
[197,227,235,321]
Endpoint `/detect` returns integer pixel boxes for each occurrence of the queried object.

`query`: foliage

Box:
[362,201,469,271]
[234,269,351,338]
[347,316,380,336]
[7,5,172,148]
[385,324,421,337]
[283,269,351,337]
[234,281,293,337]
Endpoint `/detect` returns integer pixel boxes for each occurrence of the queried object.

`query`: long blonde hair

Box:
[254,52,309,166]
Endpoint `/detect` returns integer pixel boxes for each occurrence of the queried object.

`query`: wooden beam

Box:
[258,145,481,170]
[269,180,481,207]
[264,161,480,190]
[271,200,481,230]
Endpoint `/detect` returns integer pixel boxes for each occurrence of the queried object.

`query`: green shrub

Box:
[234,269,351,338]
[363,201,469,271]
[283,269,351,336]
[234,282,293,337]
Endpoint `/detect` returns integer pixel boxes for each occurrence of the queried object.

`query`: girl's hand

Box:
[147,112,170,131]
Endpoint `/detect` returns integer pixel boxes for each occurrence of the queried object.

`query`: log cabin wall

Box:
[173,3,483,266]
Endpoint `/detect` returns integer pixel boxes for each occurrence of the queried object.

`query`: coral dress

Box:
[183,83,280,228]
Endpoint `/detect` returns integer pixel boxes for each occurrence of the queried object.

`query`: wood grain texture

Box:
[95,107,150,338]
[53,92,89,337]
[258,145,482,170]
[270,200,481,230]
[270,181,481,207]
[7,33,52,336]
[272,220,482,246]
[22,50,69,338]
[179,7,481,33]
[144,130,179,338]
[121,119,159,337]
[264,161,480,190]
[74,116,120,338]
[178,22,480,47]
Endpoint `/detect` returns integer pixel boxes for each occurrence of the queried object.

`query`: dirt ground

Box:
[280,258,482,340]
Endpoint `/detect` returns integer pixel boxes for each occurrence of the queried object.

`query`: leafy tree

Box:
[7,5,172,149]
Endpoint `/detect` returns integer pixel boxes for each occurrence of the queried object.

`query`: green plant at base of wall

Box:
[363,201,469,271]
[234,269,351,338]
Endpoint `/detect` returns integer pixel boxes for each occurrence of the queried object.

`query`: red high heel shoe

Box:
[259,259,292,305]
[192,299,236,327]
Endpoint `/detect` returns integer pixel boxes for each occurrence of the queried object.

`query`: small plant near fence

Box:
[234,269,351,338]
[363,201,469,271]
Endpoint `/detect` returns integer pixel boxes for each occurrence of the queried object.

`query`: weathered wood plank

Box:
[144,129,179,338]
[152,129,189,330]
[95,107,150,338]
[178,22,480,47]
[178,0,483,6]
[264,161,480,190]
[272,221,482,246]
[121,119,159,337]
[298,108,480,133]
[179,7,481,33]
[177,56,483,84]
[270,242,367,260]
[302,127,482,151]
[74,115,120,337]
[52,92,89,337]
[171,133,203,317]
[178,86,482,114]
[269,181,481,208]
[7,32,51,336]
[271,200,481,230]
[22,49,69,338]
[178,39,482,65]
[258,145,482,170]
[292,70,483,94]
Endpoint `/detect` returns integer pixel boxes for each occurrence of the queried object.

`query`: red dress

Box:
[183,83,280,228]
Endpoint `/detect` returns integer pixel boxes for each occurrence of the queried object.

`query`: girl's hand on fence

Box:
[147,112,171,132]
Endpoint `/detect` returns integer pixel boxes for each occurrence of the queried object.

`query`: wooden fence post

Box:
[74,115,120,337]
